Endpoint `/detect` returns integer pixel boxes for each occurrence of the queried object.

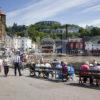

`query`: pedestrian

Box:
[3,57,9,77]
[0,56,3,72]
[13,53,22,76]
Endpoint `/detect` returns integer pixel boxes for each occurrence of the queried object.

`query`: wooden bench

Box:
[29,65,68,81]
[76,69,100,86]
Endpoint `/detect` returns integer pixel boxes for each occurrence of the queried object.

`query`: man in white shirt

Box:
[13,53,22,76]
[45,61,51,78]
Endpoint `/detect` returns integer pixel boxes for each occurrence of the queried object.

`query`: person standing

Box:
[3,57,9,77]
[13,53,22,76]
[0,57,3,73]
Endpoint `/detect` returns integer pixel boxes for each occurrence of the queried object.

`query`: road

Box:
[0,69,100,100]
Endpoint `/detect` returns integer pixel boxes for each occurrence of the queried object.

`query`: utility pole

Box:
[66,24,69,54]
[66,24,69,39]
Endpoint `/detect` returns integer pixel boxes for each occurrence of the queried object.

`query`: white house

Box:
[85,42,93,50]
[11,36,32,52]
[20,37,32,51]
[85,37,100,51]
[13,36,21,50]
[5,35,13,49]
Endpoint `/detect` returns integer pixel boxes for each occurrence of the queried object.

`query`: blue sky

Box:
[0,0,100,27]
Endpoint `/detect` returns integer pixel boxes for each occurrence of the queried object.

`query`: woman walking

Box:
[3,57,9,77]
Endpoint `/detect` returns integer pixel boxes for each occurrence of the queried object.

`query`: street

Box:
[0,69,100,100]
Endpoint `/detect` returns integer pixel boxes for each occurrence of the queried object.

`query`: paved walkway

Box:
[0,69,100,100]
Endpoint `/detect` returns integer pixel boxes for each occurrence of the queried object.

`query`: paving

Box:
[0,69,100,100]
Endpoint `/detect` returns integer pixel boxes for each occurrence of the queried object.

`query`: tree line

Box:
[6,22,100,42]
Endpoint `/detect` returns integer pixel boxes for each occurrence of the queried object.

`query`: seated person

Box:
[93,63,100,70]
[80,61,90,83]
[35,60,41,77]
[61,61,68,80]
[67,64,75,80]
[55,61,62,79]
[93,63,100,86]
[45,61,52,78]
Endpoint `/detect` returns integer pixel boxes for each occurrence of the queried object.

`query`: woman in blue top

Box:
[67,64,75,80]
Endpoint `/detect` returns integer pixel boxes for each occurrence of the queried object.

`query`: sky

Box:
[0,0,100,27]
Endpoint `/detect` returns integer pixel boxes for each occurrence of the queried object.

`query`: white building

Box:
[13,36,21,50]
[5,35,13,49]
[85,37,100,50]
[67,26,79,33]
[20,37,32,51]
[85,42,100,50]
[5,36,32,52]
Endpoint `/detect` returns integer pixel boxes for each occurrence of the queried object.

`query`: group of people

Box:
[0,52,22,77]
[34,59,75,80]
[0,52,100,86]
[80,60,100,86]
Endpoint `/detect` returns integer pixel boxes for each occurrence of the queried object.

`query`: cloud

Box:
[80,4,100,14]
[78,19,100,27]
[6,0,90,26]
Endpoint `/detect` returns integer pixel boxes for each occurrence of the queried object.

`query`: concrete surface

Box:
[0,69,100,100]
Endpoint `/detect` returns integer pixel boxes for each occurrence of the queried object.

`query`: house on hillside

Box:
[85,36,100,51]
[40,38,55,53]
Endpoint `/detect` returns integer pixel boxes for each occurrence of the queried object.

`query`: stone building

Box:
[0,10,6,49]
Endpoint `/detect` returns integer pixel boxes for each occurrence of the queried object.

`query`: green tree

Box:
[79,28,91,37]
[28,24,48,41]
[91,27,100,36]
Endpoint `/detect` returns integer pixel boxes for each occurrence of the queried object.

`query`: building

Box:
[67,26,79,33]
[66,38,85,51]
[20,37,32,51]
[39,28,66,34]
[35,21,61,26]
[5,35,13,48]
[13,36,21,50]
[0,10,6,49]
[12,36,32,52]
[40,38,55,53]
[85,36,100,51]
[55,39,68,53]
[86,25,93,31]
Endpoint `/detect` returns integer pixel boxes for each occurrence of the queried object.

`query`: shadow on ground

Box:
[66,82,100,90]
[27,75,67,83]
[27,75,100,90]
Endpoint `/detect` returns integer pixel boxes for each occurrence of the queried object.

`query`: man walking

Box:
[13,53,22,76]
